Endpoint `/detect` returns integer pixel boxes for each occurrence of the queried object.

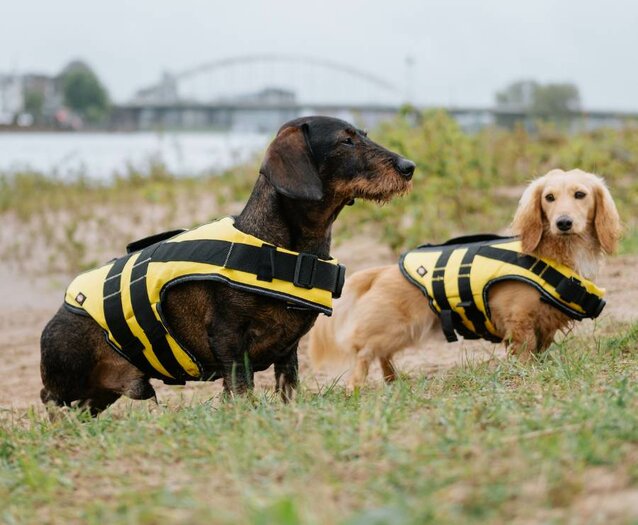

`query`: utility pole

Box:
[404,55,415,105]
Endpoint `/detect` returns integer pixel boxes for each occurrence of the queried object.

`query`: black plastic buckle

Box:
[591,298,606,318]
[256,244,277,282]
[294,252,318,289]
[333,264,346,298]
[582,295,606,318]
[556,276,586,304]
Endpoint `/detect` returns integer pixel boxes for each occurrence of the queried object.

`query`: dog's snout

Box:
[395,158,416,180]
[556,216,573,232]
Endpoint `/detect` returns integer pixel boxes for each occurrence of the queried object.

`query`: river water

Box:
[0,131,270,180]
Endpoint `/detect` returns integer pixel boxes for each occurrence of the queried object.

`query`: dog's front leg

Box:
[210,340,254,396]
[208,320,254,396]
[274,346,298,403]
[220,350,254,396]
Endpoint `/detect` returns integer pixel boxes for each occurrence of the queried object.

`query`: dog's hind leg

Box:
[379,357,397,383]
[41,387,71,421]
[90,352,156,402]
[41,306,156,416]
[40,308,100,409]
[76,391,122,417]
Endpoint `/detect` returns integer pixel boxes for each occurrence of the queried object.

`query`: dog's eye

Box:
[545,193,555,202]
[574,191,587,199]
[342,137,354,146]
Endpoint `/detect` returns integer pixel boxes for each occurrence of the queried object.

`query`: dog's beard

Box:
[351,174,412,204]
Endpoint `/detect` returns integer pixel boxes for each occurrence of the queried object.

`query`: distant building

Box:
[22,73,62,118]
[0,74,23,125]
[0,60,95,128]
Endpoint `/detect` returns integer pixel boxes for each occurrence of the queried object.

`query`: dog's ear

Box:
[259,124,323,201]
[594,179,622,254]
[511,179,544,253]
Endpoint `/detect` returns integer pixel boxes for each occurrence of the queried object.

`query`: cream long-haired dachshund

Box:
[308,169,621,388]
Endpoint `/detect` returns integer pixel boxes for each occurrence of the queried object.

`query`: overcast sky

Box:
[2,0,636,110]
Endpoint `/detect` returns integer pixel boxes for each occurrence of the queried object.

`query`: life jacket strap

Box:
[103,237,345,383]
[129,244,189,383]
[126,229,187,254]
[457,245,500,342]
[477,245,605,318]
[152,239,346,299]
[431,248,460,342]
[439,310,458,343]
[102,253,164,380]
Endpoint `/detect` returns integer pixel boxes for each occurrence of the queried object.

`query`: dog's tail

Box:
[308,266,386,370]
[308,313,346,370]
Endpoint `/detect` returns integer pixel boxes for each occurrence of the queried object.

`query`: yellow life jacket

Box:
[399,235,606,343]
[64,217,345,383]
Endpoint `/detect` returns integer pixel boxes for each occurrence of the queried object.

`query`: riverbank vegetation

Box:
[1,110,637,274]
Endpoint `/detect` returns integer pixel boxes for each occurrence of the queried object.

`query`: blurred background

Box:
[1,0,637,177]
[2,0,638,272]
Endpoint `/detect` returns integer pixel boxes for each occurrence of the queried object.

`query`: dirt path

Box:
[1,241,636,411]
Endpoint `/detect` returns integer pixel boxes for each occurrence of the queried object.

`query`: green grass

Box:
[2,325,637,524]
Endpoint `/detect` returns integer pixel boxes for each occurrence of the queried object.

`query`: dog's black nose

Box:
[396,158,416,180]
[556,216,573,232]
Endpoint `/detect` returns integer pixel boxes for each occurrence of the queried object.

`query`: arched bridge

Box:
[134,54,401,105]
[112,54,638,133]
[114,54,407,131]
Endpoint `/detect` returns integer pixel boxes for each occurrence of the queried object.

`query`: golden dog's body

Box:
[309,169,621,388]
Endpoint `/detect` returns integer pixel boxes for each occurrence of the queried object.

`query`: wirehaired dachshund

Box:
[40,116,415,413]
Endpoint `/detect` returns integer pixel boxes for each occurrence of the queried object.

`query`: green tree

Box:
[495,80,538,111]
[61,65,110,123]
[495,80,581,116]
[532,83,581,115]
[23,90,44,119]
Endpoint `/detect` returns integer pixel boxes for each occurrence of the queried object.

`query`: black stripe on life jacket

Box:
[430,248,474,342]
[457,244,501,343]
[102,254,158,378]
[477,245,605,319]
[129,245,192,383]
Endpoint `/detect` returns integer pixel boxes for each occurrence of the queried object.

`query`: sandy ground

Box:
[1,236,637,412]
